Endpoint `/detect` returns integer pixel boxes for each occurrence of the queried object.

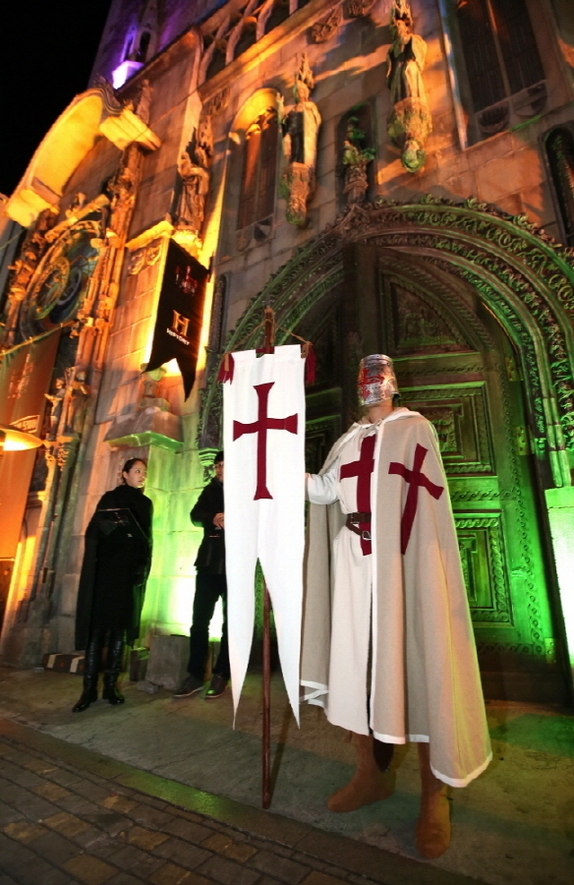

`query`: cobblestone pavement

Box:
[0,720,473,885]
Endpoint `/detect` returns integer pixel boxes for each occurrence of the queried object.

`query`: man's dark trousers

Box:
[187,571,230,681]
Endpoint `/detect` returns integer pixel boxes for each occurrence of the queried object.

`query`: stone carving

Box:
[310,5,342,43]
[138,365,170,412]
[396,289,464,351]
[281,55,321,227]
[341,117,375,206]
[105,148,139,247]
[199,197,574,466]
[203,88,230,117]
[347,0,376,15]
[386,0,432,173]
[128,240,162,275]
[44,378,66,440]
[64,369,91,436]
[64,193,86,219]
[93,74,126,115]
[2,210,57,345]
[176,150,210,233]
[175,119,213,239]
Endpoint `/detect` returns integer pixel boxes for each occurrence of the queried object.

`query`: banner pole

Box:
[261,306,274,809]
[262,579,271,808]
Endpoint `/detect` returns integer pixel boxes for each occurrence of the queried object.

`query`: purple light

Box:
[112,60,144,89]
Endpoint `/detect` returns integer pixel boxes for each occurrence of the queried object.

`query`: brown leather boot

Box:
[328,732,395,812]
[415,742,451,858]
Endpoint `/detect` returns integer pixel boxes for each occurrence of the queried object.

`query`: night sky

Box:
[0,2,113,196]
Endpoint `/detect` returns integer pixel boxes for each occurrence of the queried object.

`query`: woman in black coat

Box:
[72,458,153,712]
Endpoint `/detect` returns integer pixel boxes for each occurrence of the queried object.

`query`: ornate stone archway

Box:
[200,196,574,491]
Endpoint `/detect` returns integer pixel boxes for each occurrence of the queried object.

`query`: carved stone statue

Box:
[44,377,66,440]
[342,118,375,206]
[173,116,213,241]
[386,0,432,173]
[176,148,210,235]
[65,369,91,436]
[105,146,139,247]
[281,54,321,227]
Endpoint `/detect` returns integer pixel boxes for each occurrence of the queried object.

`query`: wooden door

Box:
[303,245,567,703]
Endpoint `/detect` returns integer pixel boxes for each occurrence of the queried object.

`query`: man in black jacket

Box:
[173,451,230,699]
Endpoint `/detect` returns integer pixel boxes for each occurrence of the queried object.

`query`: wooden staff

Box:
[261,306,274,809]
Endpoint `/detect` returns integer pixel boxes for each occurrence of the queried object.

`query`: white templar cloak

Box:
[301,408,492,787]
[223,345,306,721]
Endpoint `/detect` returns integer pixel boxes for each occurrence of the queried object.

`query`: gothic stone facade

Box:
[1,0,574,703]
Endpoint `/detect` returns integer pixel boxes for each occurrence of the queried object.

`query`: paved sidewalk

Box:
[0,719,472,885]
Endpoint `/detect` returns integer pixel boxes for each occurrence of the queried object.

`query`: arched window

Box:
[217,90,281,261]
[454,0,546,143]
[264,0,290,35]
[546,127,574,248]
[236,109,279,252]
[137,31,151,63]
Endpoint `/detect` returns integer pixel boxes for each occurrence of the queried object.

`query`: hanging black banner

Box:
[144,240,209,399]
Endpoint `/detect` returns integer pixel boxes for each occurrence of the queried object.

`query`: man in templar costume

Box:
[301,355,491,858]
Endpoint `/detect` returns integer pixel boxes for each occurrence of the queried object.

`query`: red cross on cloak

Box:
[388,443,444,555]
[233,381,298,500]
[339,434,376,555]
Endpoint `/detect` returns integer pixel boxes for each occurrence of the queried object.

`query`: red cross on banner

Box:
[339,434,376,555]
[232,381,298,499]
[388,443,444,554]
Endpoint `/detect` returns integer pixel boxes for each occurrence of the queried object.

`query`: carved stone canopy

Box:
[199,197,574,481]
[5,82,160,229]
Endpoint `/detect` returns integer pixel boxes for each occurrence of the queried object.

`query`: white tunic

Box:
[307,422,377,734]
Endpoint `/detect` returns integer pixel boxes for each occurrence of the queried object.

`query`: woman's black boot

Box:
[102,633,125,705]
[72,632,102,712]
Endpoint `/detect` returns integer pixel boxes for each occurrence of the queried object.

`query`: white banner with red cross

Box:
[222,345,306,722]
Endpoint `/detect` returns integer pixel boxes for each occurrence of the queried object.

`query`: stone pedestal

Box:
[144,633,188,690]
[104,405,182,450]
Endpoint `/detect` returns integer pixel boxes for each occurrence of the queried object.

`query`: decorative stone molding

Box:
[310,5,342,43]
[203,87,230,116]
[346,0,376,15]
[126,220,174,252]
[198,197,574,477]
[198,0,377,88]
[5,81,160,228]
[128,240,163,274]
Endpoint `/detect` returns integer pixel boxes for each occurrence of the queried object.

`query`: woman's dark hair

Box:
[121,458,147,482]
[214,450,224,464]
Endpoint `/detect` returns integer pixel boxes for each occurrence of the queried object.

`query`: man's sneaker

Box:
[172,675,204,698]
[205,674,228,699]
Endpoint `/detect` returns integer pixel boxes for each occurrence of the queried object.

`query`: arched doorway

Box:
[200,197,574,704]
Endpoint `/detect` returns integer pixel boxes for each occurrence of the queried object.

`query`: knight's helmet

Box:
[357,354,400,407]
